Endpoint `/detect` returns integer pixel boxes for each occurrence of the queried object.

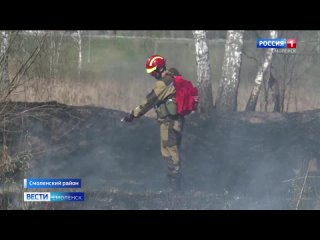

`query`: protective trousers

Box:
[159,116,184,189]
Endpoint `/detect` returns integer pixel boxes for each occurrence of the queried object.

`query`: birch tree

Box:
[72,31,82,80]
[48,31,65,79]
[0,31,9,94]
[216,30,244,111]
[245,30,277,112]
[317,31,320,53]
[87,31,91,63]
[192,30,213,118]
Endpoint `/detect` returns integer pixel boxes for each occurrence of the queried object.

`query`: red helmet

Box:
[145,54,166,74]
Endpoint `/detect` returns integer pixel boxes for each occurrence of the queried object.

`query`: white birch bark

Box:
[245,30,277,112]
[0,31,10,94]
[72,31,82,80]
[216,30,244,111]
[192,30,213,118]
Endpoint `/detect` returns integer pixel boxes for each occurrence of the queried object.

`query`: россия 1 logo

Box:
[286,39,296,48]
[256,38,296,53]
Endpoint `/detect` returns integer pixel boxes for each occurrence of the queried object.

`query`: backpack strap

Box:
[155,93,175,110]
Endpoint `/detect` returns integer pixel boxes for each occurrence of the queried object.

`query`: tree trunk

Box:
[245,30,277,112]
[192,30,213,118]
[216,30,244,111]
[273,75,281,112]
[54,31,64,79]
[0,31,10,95]
[263,73,269,112]
[317,31,320,53]
[280,84,286,112]
[49,32,54,79]
[72,31,82,81]
[48,31,65,81]
[77,31,82,81]
[88,31,91,63]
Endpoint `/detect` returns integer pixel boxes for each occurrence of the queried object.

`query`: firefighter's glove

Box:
[123,114,135,122]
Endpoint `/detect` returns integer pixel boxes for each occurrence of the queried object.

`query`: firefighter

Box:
[123,55,184,191]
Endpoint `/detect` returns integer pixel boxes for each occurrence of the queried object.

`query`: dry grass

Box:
[10,78,320,115]
[10,78,157,118]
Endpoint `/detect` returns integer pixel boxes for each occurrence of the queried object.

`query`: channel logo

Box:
[50,192,84,202]
[256,38,296,49]
[24,192,51,202]
[24,192,84,202]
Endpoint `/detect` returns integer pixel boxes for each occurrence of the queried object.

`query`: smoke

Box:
[3,102,320,209]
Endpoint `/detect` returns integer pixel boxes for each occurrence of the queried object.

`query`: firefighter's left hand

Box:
[123,114,134,122]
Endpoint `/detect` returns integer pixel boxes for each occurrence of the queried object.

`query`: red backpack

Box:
[173,75,199,116]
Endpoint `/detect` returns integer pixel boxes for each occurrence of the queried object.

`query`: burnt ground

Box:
[1,101,320,209]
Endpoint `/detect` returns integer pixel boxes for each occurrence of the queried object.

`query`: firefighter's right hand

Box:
[123,114,134,122]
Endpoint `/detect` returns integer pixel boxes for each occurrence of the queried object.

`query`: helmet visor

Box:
[146,66,157,74]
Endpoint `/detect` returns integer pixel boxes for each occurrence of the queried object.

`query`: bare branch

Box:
[1,33,47,101]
